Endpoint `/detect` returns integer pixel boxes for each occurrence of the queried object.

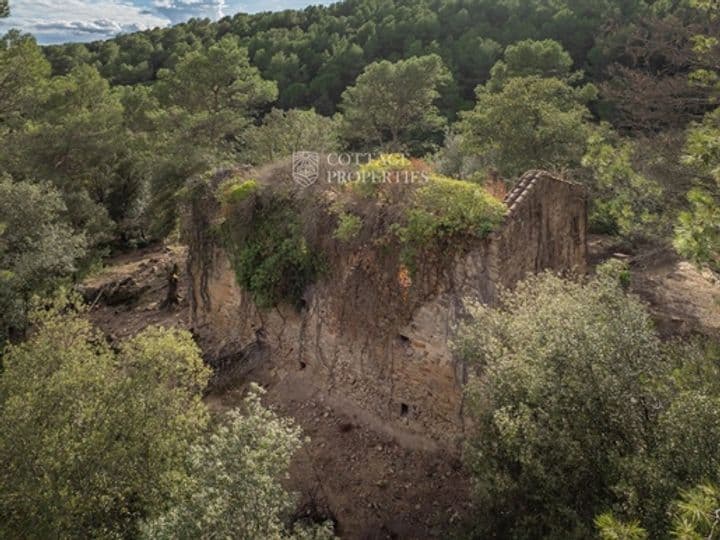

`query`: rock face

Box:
[187,170,587,448]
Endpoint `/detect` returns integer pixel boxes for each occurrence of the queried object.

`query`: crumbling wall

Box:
[493,170,587,288]
[189,240,495,447]
[187,169,586,448]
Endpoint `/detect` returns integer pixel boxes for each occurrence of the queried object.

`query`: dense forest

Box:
[1,0,719,537]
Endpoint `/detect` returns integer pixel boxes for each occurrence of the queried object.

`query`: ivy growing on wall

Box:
[218,179,322,309]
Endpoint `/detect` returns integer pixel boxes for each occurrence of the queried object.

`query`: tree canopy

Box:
[455,271,720,538]
[460,75,596,177]
[0,301,327,538]
[486,39,577,91]
[0,177,85,346]
[0,302,211,537]
[339,54,450,152]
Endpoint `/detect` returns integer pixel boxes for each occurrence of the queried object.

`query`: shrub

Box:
[582,126,668,240]
[333,212,362,242]
[0,298,211,538]
[220,178,259,206]
[596,258,631,289]
[396,174,506,268]
[141,384,335,539]
[221,189,321,308]
[242,108,339,165]
[596,484,720,540]
[455,273,720,538]
[673,188,720,272]
[346,154,506,269]
[0,176,86,346]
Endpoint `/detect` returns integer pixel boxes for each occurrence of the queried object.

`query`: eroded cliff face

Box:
[187,169,587,448]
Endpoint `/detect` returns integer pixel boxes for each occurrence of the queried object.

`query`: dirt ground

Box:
[82,237,720,538]
[83,244,472,539]
[207,373,471,538]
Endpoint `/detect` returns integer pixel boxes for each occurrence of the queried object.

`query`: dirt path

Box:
[207,370,470,539]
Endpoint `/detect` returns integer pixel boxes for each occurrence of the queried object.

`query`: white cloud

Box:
[0,0,323,44]
[151,0,231,23]
[0,0,169,44]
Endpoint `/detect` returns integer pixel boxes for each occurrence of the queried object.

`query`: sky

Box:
[0,0,320,45]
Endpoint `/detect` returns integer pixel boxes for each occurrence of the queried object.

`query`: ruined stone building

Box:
[187,167,587,448]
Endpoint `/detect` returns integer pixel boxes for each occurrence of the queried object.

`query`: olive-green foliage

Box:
[675,106,720,271]
[12,64,123,244]
[582,125,668,239]
[43,0,650,117]
[455,273,720,538]
[350,155,506,267]
[0,299,211,538]
[243,108,340,166]
[154,35,277,142]
[397,174,506,267]
[340,54,451,152]
[596,483,720,539]
[141,384,335,540]
[0,30,50,124]
[596,258,631,289]
[670,484,720,539]
[433,131,486,180]
[220,178,259,205]
[0,0,8,17]
[668,0,720,271]
[460,75,597,178]
[486,39,576,91]
[0,176,86,346]
[0,33,149,248]
[674,188,720,271]
[333,212,362,242]
[595,513,648,540]
[150,36,278,237]
[221,186,321,308]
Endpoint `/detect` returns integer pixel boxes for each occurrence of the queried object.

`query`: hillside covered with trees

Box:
[0,0,719,537]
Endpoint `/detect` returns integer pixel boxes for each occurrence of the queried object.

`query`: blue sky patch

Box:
[1,0,319,44]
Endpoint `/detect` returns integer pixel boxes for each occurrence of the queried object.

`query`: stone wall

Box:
[495,170,587,289]
[187,170,586,448]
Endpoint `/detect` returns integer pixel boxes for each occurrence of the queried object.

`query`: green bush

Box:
[333,212,362,242]
[582,126,668,240]
[220,178,259,206]
[141,384,335,539]
[596,258,631,289]
[0,176,86,346]
[221,191,321,309]
[455,273,720,538]
[673,188,720,272]
[396,174,506,268]
[596,483,720,539]
[0,298,211,538]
